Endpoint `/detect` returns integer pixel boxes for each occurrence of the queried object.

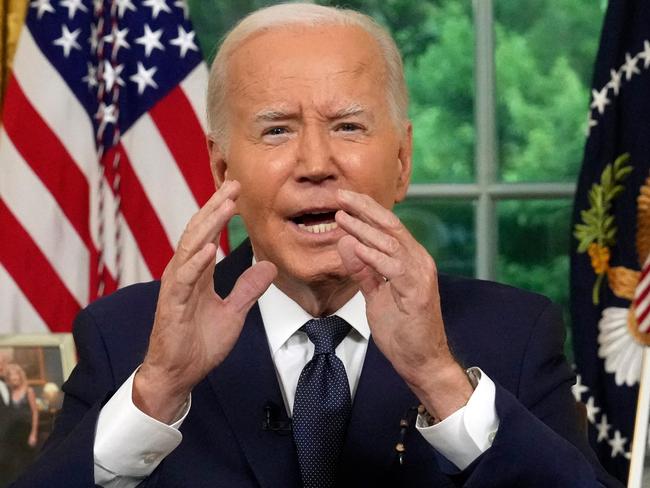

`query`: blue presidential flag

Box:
[571,0,650,482]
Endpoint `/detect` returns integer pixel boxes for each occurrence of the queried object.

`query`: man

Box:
[0,351,9,406]
[14,4,619,487]
[0,350,11,479]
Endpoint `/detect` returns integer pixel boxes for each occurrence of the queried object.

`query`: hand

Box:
[28,432,37,447]
[134,180,277,422]
[335,189,472,419]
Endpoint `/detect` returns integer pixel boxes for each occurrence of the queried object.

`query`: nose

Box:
[294,125,337,184]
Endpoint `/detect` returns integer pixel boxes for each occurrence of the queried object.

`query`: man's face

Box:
[0,354,8,378]
[211,25,412,287]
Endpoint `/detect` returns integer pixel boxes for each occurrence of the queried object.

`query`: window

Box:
[189,0,606,327]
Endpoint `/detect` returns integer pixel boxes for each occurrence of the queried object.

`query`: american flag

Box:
[0,0,228,334]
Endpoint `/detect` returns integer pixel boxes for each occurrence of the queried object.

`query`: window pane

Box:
[495,0,606,182]
[404,1,475,183]
[497,199,571,311]
[189,0,475,184]
[395,199,475,277]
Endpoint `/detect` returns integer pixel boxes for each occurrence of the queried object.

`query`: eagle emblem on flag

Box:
[575,157,650,388]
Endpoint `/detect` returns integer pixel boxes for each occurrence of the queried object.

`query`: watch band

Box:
[417,368,480,426]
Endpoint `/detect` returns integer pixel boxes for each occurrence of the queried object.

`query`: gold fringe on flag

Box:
[0,0,29,121]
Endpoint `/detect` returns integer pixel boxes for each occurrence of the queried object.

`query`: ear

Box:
[207,134,228,188]
[394,122,413,203]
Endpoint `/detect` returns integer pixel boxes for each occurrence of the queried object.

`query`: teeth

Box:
[297,222,338,234]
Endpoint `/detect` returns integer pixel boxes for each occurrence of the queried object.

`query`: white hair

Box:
[206,2,409,148]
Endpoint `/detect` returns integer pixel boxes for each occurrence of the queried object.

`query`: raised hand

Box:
[335,189,472,419]
[133,181,277,422]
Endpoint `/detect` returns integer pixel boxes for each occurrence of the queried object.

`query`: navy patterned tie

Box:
[292,315,352,488]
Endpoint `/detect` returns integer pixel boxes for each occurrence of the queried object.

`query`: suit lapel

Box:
[206,242,301,488]
[340,337,420,476]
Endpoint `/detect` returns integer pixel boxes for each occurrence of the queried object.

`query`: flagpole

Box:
[628,347,650,488]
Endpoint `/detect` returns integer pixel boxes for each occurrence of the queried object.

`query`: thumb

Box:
[225,261,277,316]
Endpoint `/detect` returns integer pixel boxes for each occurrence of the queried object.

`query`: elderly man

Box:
[0,351,9,406]
[0,351,11,478]
[15,3,618,488]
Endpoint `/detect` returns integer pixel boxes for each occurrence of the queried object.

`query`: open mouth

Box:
[290,210,339,234]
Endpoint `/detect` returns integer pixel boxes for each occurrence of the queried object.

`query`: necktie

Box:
[292,315,352,488]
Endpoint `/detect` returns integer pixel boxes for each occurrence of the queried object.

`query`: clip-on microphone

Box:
[261,401,292,435]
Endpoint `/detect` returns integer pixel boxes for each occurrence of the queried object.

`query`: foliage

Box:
[573,154,633,303]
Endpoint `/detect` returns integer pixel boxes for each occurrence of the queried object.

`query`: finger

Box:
[352,240,408,284]
[225,261,277,316]
[175,180,240,259]
[170,242,218,303]
[337,189,404,236]
[338,235,384,296]
[175,197,236,264]
[200,180,241,216]
[335,210,400,256]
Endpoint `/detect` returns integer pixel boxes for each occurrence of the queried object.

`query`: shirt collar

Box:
[255,261,371,355]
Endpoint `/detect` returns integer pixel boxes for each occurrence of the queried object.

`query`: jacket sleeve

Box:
[453,302,622,488]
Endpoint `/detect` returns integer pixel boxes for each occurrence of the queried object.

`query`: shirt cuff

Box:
[416,367,499,470]
[94,368,191,481]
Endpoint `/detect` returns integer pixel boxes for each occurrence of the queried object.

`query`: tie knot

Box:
[301,315,351,354]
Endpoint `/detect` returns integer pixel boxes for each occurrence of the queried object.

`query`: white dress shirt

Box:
[94,282,499,487]
[0,379,9,405]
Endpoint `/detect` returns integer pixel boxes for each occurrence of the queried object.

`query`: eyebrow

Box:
[254,109,294,123]
[330,103,366,119]
[253,103,369,123]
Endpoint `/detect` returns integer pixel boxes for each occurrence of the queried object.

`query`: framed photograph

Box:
[0,334,76,484]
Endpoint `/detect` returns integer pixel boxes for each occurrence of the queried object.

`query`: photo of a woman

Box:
[4,363,39,483]
[0,335,75,486]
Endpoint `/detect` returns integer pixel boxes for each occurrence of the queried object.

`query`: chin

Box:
[284,248,350,285]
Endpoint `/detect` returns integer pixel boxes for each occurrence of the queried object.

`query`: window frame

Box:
[404,0,576,281]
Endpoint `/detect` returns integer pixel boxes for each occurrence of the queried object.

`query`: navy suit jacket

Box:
[13,242,620,487]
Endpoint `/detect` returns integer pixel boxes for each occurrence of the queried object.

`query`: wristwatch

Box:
[417,368,481,426]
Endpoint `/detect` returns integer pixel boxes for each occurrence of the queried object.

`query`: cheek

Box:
[346,152,402,203]
[233,169,284,225]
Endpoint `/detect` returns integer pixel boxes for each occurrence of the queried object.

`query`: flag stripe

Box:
[13,28,95,178]
[0,200,80,332]
[102,144,174,278]
[93,182,154,287]
[0,264,49,334]
[635,303,650,328]
[1,129,89,305]
[636,264,650,295]
[4,75,92,249]
[181,64,209,134]
[121,113,198,247]
[634,280,650,310]
[149,85,215,206]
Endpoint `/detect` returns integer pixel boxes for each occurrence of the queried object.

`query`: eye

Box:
[263,126,289,136]
[336,122,363,132]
